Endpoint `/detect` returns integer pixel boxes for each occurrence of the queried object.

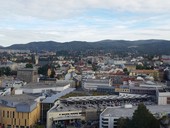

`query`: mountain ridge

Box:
[1,39,170,55]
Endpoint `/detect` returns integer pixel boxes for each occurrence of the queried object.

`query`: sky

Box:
[0,0,170,46]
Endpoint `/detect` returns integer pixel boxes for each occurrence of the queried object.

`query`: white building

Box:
[16,82,71,94]
[100,105,170,128]
[157,89,170,105]
[82,79,112,90]
[162,55,170,64]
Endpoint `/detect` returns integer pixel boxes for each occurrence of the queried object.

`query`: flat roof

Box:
[101,105,170,117]
[0,94,37,105]
[21,82,70,89]
[61,94,150,102]
[49,94,155,113]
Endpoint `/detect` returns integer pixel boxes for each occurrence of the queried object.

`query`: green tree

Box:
[4,67,11,76]
[50,69,55,78]
[38,64,49,76]
[25,63,33,68]
[118,104,160,128]
[123,68,129,75]
[117,117,130,128]
[130,103,160,128]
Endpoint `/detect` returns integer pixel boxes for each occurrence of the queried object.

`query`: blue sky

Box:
[0,0,170,46]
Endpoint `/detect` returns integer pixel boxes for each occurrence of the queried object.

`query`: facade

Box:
[82,79,112,90]
[17,82,71,94]
[17,68,38,83]
[100,105,170,128]
[157,88,170,105]
[115,85,130,93]
[0,94,40,128]
[129,86,156,95]
[124,63,136,72]
[162,55,170,64]
[97,86,116,94]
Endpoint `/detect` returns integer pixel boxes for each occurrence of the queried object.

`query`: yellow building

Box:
[124,64,136,72]
[0,94,40,128]
[130,70,159,81]
[115,87,130,93]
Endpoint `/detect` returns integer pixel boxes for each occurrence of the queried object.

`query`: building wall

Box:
[0,103,40,128]
[158,92,170,105]
[21,85,70,94]
[47,110,84,128]
[17,68,38,83]
[115,88,130,93]
[130,88,156,95]
[100,116,119,128]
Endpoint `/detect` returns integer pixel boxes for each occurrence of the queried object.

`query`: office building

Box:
[0,94,40,128]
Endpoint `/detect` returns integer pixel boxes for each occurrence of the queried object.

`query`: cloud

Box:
[0,0,170,46]
[0,0,170,20]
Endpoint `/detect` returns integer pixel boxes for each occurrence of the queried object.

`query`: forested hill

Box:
[2,39,170,55]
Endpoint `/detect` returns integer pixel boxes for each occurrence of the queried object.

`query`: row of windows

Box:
[4,118,27,126]
[59,112,85,116]
[102,118,109,121]
[6,125,29,128]
[2,111,29,119]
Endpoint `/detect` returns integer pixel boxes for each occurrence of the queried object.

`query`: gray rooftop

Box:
[21,82,70,89]
[42,88,75,103]
[61,94,150,102]
[49,94,155,113]
[0,94,37,104]
[101,105,170,117]
[0,94,38,112]
[83,79,110,84]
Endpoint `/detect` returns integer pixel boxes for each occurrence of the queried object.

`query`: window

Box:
[13,112,15,118]
[25,119,27,126]
[7,125,11,128]
[102,121,108,124]
[3,111,5,117]
[102,125,108,128]
[102,118,108,121]
[7,111,9,118]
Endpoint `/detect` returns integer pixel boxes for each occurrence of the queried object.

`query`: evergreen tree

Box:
[118,104,160,128]
[130,103,159,128]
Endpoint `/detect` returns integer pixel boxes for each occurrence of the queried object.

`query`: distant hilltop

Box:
[1,39,170,55]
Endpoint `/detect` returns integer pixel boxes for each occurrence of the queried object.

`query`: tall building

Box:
[0,94,40,128]
[17,68,38,83]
